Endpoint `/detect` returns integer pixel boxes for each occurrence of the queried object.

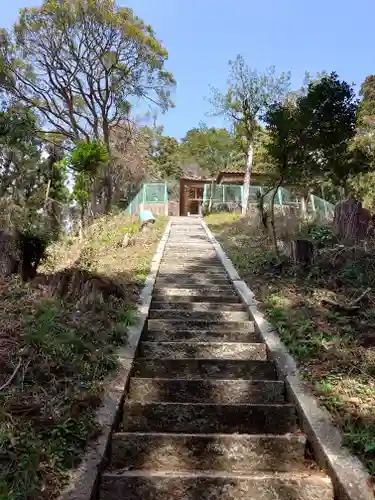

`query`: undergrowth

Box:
[0,213,166,499]
[206,212,375,482]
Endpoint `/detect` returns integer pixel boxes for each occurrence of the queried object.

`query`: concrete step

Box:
[167,239,210,243]
[109,432,306,472]
[128,378,285,404]
[143,328,259,343]
[165,246,214,252]
[160,258,221,264]
[157,270,228,278]
[157,266,227,274]
[147,319,253,332]
[122,402,298,434]
[101,470,333,500]
[163,249,215,253]
[155,277,233,286]
[158,265,224,272]
[132,359,277,380]
[163,249,217,255]
[138,342,266,360]
[151,294,242,304]
[152,287,237,298]
[150,301,245,312]
[148,310,249,321]
[162,256,219,262]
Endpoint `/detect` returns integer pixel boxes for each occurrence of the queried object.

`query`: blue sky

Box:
[3,1,375,140]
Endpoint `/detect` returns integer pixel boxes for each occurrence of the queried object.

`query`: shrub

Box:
[298,221,336,248]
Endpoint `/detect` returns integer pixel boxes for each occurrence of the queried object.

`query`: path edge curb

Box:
[201,218,374,500]
[58,219,172,500]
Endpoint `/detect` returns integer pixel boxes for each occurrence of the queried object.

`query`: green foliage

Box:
[265,72,363,192]
[264,101,301,183]
[2,0,175,142]
[209,55,291,144]
[348,171,375,210]
[181,125,244,175]
[0,102,36,146]
[0,297,135,499]
[1,0,175,213]
[358,75,375,129]
[72,171,91,210]
[144,126,181,179]
[297,221,335,248]
[297,72,359,186]
[69,140,108,212]
[69,140,109,176]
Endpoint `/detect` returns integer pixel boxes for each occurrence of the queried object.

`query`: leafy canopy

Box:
[69,140,109,176]
[265,72,363,189]
[0,0,175,144]
[180,125,244,175]
[209,55,291,143]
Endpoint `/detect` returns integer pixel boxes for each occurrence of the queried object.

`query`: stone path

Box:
[100,218,334,499]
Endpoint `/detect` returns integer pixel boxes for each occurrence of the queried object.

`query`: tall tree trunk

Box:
[209,180,214,212]
[44,179,51,212]
[102,119,113,215]
[242,143,254,216]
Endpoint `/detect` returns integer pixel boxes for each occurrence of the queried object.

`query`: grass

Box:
[205,211,375,483]
[0,214,167,500]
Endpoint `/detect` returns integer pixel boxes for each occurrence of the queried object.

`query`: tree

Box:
[110,123,150,207]
[264,72,365,255]
[358,75,375,130]
[264,102,300,254]
[0,103,69,237]
[0,0,175,212]
[0,100,40,199]
[296,72,359,188]
[70,140,109,236]
[209,55,290,215]
[180,125,243,175]
[145,126,181,179]
[345,76,375,210]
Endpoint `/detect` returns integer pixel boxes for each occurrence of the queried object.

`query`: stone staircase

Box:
[100,218,334,499]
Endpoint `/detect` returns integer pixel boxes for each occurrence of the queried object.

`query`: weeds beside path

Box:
[206,212,375,484]
[0,214,167,500]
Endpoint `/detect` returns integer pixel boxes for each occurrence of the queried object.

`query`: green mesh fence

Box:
[203,183,334,220]
[203,184,243,204]
[125,183,168,215]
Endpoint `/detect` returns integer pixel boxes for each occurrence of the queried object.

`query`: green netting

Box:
[311,194,335,218]
[144,183,167,202]
[125,183,168,215]
[203,182,334,220]
[203,184,243,203]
